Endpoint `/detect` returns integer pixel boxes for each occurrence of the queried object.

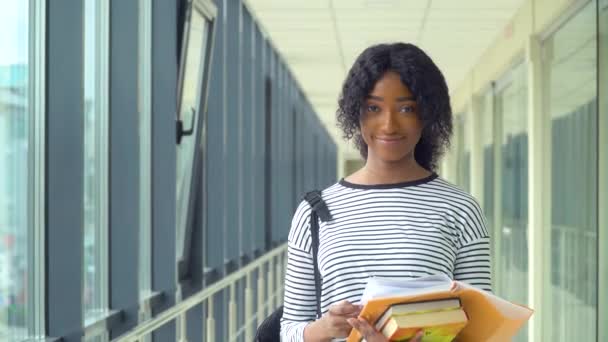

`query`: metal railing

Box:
[112,243,288,342]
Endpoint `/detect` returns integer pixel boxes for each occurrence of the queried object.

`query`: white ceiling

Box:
[244,0,527,158]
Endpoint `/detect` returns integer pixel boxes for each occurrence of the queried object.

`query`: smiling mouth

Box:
[376,136,404,142]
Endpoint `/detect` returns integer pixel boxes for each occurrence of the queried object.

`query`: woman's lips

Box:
[376,136,404,145]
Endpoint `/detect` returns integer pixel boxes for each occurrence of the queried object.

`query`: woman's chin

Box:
[374,153,409,164]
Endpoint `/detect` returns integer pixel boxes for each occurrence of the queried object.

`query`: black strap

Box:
[303,190,331,319]
[304,190,332,222]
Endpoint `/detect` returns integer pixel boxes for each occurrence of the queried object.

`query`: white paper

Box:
[359,274,453,304]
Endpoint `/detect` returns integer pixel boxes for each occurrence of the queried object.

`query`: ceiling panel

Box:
[245,0,527,159]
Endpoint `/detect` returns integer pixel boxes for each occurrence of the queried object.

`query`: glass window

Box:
[543,2,597,341]
[83,0,109,327]
[599,1,608,340]
[0,1,29,340]
[176,5,210,259]
[495,61,528,342]
[479,90,497,282]
[138,0,152,301]
[481,91,495,225]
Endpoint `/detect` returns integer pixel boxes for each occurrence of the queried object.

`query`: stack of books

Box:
[375,298,467,341]
[348,274,533,342]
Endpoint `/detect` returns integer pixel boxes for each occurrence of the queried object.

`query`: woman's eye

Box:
[366,104,380,112]
[400,106,415,113]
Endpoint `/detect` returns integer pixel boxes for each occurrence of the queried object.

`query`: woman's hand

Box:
[316,300,362,339]
[347,317,424,342]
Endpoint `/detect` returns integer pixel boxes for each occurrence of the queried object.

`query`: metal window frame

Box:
[138,0,153,303]
[536,3,599,340]
[28,0,47,338]
[82,0,111,330]
[175,0,217,284]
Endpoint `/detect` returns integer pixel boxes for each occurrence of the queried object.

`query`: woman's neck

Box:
[347,156,431,185]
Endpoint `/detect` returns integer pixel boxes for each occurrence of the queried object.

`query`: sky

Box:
[0,0,28,66]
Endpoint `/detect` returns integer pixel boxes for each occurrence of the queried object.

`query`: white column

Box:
[257,268,266,322]
[267,258,275,310]
[526,35,552,342]
[228,283,237,341]
[441,115,459,183]
[470,95,484,205]
[245,272,253,341]
[206,296,216,342]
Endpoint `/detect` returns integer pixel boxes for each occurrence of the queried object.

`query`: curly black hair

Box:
[336,43,453,172]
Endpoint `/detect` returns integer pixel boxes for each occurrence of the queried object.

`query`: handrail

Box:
[111,243,287,342]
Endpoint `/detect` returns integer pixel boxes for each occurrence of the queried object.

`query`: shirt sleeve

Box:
[452,197,493,292]
[280,201,317,342]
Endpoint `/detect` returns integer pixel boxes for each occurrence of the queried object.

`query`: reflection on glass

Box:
[176,9,209,257]
[496,62,528,342]
[600,0,608,339]
[480,91,496,279]
[138,0,153,301]
[83,0,108,325]
[0,1,29,340]
[481,91,495,225]
[545,2,597,341]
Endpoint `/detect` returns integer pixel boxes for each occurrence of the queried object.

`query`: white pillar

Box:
[257,268,266,322]
[267,258,275,310]
[228,283,237,341]
[206,296,216,342]
[470,95,484,205]
[245,272,253,341]
[526,34,552,342]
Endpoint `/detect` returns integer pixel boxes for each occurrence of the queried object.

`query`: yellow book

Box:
[380,308,468,342]
[374,298,462,332]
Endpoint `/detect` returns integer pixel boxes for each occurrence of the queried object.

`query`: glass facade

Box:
[495,61,528,341]
[0,1,29,340]
[175,7,210,259]
[600,0,608,340]
[0,0,605,340]
[544,2,598,341]
[480,90,497,282]
[138,0,152,300]
[83,0,109,325]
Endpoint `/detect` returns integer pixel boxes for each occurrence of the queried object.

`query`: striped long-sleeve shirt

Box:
[280,173,492,342]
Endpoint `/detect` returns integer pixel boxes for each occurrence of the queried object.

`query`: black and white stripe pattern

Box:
[280,174,491,341]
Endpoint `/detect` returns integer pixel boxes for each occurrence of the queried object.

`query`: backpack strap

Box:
[303,190,331,319]
[304,190,332,222]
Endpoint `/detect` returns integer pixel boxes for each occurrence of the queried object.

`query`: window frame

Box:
[28,0,47,338]
[174,0,217,284]
[82,0,110,330]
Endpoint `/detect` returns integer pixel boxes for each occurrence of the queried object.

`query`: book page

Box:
[360,274,453,304]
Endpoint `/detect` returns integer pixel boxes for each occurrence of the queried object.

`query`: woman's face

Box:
[359,71,423,164]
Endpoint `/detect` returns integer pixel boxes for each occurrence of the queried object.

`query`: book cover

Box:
[380,308,468,342]
[375,298,462,331]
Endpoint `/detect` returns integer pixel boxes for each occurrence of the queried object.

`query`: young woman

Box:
[280,43,491,342]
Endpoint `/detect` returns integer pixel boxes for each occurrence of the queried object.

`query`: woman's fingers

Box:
[328,300,362,316]
[348,319,425,342]
[347,317,387,342]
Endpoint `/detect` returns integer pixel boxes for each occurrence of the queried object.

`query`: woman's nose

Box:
[380,111,398,132]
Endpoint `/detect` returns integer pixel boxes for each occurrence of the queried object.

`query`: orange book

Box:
[347,277,533,342]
